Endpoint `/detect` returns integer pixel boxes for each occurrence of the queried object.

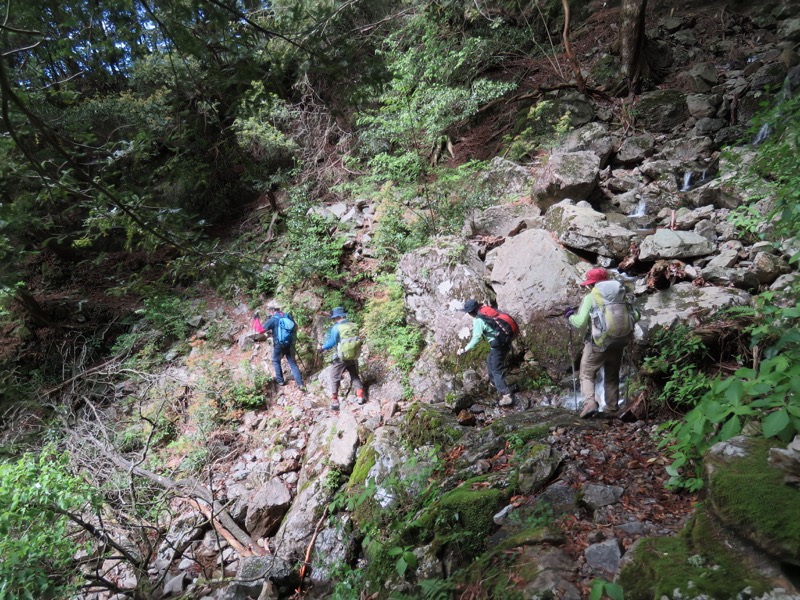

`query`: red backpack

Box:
[477,306,519,338]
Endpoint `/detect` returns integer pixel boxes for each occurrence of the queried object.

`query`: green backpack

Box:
[336,321,362,361]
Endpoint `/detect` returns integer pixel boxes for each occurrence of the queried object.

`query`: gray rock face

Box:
[637,282,751,339]
[544,200,638,260]
[705,436,800,566]
[584,538,623,574]
[685,62,718,92]
[581,483,624,509]
[638,229,716,261]
[614,133,655,165]
[462,201,542,239]
[489,228,584,322]
[216,556,297,599]
[479,156,535,200]
[532,151,601,210]
[563,122,615,167]
[271,415,359,563]
[244,479,292,540]
[397,237,488,350]
[635,89,689,131]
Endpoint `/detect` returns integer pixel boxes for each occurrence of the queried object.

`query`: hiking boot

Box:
[499,394,514,407]
[603,405,619,417]
[579,400,599,418]
[277,381,288,387]
[298,385,307,393]
[355,389,366,405]
[330,402,340,411]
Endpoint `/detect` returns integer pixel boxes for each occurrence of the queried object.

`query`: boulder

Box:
[638,229,716,261]
[544,200,639,260]
[532,151,601,211]
[637,282,751,339]
[488,228,584,323]
[635,89,689,132]
[244,478,292,539]
[705,436,800,566]
[614,133,655,165]
[462,201,542,239]
[478,157,535,200]
[397,236,488,350]
[562,122,615,167]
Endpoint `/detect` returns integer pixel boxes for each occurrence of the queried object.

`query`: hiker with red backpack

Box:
[457,299,518,407]
[565,268,639,418]
[255,302,306,392]
[317,307,364,411]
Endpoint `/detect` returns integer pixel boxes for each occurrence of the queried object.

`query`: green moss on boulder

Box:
[618,508,772,600]
[707,437,800,562]
[401,402,462,449]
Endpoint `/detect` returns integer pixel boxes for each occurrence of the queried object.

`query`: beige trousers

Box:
[579,341,624,409]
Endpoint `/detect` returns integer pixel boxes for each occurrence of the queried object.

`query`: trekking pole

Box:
[568,327,578,411]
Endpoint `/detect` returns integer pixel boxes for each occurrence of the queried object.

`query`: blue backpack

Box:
[275,314,296,345]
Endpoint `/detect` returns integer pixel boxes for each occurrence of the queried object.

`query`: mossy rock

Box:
[618,508,773,600]
[433,478,508,552]
[705,436,800,564]
[401,402,463,449]
[346,437,377,491]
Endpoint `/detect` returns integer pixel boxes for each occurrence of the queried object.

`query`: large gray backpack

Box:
[589,280,635,350]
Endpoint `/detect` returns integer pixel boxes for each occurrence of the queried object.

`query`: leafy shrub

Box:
[0,447,100,599]
[362,275,424,372]
[640,325,711,410]
[277,188,346,290]
[357,18,515,186]
[504,100,574,160]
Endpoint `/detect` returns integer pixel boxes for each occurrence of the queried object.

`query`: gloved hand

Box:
[563,307,575,318]
[456,347,466,356]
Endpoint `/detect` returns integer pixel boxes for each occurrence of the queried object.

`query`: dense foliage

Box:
[660,97,800,490]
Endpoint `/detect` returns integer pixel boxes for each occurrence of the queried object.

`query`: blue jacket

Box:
[261,311,296,346]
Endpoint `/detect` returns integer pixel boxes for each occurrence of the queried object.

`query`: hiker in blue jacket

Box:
[317,307,364,411]
[258,303,305,391]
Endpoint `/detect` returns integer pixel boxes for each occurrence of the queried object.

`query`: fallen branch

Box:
[184,498,263,557]
[299,506,329,581]
[85,435,265,556]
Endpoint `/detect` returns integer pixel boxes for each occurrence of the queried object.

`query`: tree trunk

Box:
[619,0,649,96]
[13,286,54,327]
[562,0,586,93]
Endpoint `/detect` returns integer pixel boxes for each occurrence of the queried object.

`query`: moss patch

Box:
[401,402,462,449]
[618,508,772,600]
[346,438,376,491]
[708,438,800,559]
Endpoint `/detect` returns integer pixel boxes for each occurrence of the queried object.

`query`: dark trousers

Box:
[330,358,363,396]
[272,343,303,386]
[487,345,511,395]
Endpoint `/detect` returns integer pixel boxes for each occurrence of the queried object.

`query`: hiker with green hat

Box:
[565,267,639,418]
[317,307,364,411]
[457,299,515,407]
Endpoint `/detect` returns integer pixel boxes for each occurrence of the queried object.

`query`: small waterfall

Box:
[680,169,710,192]
[752,123,771,145]
[630,197,647,217]
[680,171,693,191]
[751,76,791,146]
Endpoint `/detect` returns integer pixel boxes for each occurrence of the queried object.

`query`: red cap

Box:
[580,268,609,286]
